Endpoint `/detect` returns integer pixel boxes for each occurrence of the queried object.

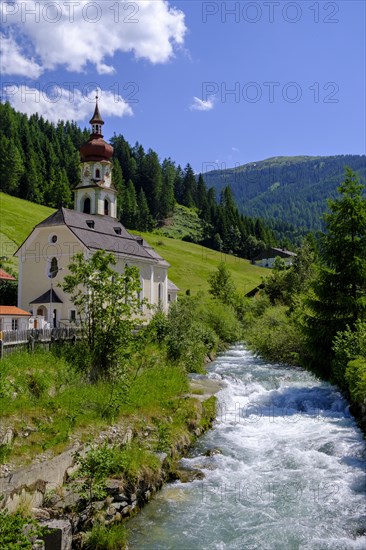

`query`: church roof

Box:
[80,136,113,162]
[33,208,169,266]
[89,100,104,125]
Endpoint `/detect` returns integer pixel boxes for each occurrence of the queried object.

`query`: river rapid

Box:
[128,346,366,549]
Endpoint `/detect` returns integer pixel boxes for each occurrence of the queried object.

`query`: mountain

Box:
[0,102,277,259]
[201,155,366,233]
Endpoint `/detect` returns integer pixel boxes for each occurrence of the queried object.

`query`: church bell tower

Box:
[74,94,117,218]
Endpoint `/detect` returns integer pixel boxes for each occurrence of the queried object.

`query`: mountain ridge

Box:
[201,154,366,233]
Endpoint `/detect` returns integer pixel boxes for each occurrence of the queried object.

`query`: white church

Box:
[16,100,178,329]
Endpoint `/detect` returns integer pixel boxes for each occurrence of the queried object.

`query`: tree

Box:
[208,262,236,306]
[161,158,176,218]
[305,168,366,374]
[120,180,138,228]
[182,164,197,208]
[136,188,154,232]
[61,250,143,382]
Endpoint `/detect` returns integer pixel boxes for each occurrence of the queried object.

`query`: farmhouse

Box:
[16,100,177,328]
[252,247,297,268]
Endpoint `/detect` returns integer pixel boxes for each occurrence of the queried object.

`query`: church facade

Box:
[16,101,178,328]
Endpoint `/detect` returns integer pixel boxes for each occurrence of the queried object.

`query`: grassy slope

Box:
[133,231,265,294]
[0,192,55,272]
[0,192,266,292]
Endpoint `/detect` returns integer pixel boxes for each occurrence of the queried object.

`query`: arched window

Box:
[158,283,162,304]
[95,168,101,179]
[104,199,109,216]
[83,197,91,214]
[49,257,58,279]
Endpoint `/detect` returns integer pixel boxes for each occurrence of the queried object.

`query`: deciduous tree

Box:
[61,250,143,381]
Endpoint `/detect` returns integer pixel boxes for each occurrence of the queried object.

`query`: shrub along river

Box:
[128,346,366,549]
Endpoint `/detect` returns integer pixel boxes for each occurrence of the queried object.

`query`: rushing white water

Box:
[128,346,366,549]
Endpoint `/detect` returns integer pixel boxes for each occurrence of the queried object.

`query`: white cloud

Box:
[190,96,215,112]
[3,85,133,124]
[0,1,187,75]
[0,33,43,78]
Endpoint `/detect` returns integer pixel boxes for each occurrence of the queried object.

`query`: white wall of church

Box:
[18,226,169,327]
[17,226,83,326]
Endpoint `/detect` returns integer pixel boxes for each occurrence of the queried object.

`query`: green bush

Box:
[0,510,46,549]
[345,358,366,404]
[84,522,128,549]
[199,300,242,344]
[245,305,304,364]
[332,322,366,389]
[73,443,162,503]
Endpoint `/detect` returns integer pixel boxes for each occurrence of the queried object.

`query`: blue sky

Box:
[1,0,365,173]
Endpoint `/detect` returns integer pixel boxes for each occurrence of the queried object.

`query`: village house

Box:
[15,100,178,328]
[0,306,31,333]
[252,247,297,268]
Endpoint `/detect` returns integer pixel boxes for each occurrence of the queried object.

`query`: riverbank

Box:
[0,370,222,549]
[128,345,366,549]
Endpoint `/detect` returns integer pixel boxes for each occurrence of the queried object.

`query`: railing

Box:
[0,328,83,358]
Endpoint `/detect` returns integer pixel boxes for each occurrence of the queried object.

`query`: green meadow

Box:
[0,192,266,292]
[0,192,54,272]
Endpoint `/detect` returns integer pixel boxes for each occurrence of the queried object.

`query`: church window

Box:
[104,199,109,216]
[95,168,101,179]
[51,235,57,243]
[158,283,162,303]
[83,197,91,214]
[49,257,58,278]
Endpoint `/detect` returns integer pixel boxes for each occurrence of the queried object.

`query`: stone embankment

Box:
[0,377,225,549]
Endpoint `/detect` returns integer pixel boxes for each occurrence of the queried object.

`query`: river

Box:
[128,345,366,549]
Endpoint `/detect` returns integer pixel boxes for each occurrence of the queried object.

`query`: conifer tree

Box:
[0,136,24,194]
[182,164,197,208]
[305,168,366,374]
[161,159,176,218]
[136,188,154,232]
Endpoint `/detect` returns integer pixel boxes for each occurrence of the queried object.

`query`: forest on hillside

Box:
[0,102,275,259]
[202,154,366,235]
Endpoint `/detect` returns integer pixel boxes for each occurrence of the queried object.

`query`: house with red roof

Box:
[0,269,16,281]
[0,306,31,333]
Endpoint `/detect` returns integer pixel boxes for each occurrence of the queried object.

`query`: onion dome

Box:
[80,95,114,162]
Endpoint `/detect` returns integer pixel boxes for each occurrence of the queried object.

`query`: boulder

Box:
[122,427,133,445]
[1,427,14,446]
[105,478,123,496]
[31,508,51,521]
[42,519,72,550]
[204,448,222,457]
[169,468,205,483]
